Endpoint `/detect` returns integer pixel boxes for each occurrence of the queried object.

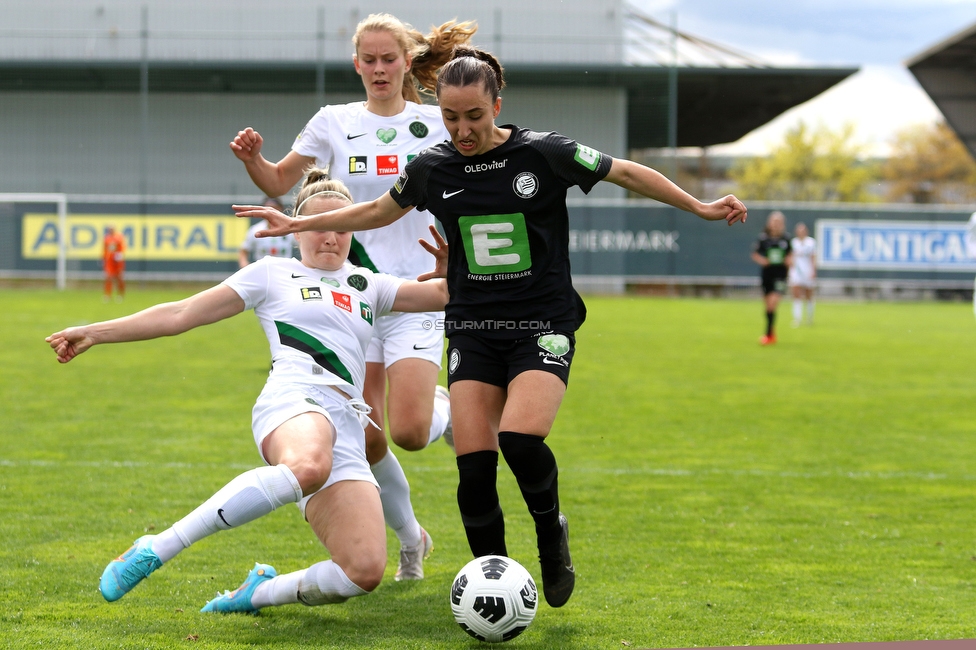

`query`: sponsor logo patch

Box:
[449,349,460,374]
[537,334,570,356]
[574,144,601,171]
[348,156,367,175]
[376,128,397,144]
[320,277,340,287]
[377,155,399,176]
[394,170,409,194]
[300,287,323,301]
[332,291,352,313]
[360,301,373,325]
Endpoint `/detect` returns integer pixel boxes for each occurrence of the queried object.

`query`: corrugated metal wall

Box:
[0,87,625,198]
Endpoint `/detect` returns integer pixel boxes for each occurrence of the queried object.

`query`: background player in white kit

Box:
[789,221,817,327]
[230,14,476,579]
[46,173,450,613]
[238,196,297,268]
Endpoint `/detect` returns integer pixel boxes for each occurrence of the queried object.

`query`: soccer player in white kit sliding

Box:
[789,222,817,326]
[229,14,476,580]
[46,173,450,613]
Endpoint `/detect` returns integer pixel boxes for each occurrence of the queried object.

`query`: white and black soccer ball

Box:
[450,555,538,643]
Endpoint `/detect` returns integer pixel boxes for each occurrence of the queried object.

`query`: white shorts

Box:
[789,269,816,289]
[365,310,444,368]
[251,381,378,517]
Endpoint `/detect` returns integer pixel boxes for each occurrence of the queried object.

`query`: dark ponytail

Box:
[436,45,505,101]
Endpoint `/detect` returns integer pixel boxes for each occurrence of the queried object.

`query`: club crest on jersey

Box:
[347,274,368,291]
[348,156,367,175]
[332,291,352,313]
[360,301,373,325]
[300,287,323,301]
[377,155,399,176]
[409,121,429,138]
[376,128,397,144]
[513,172,539,199]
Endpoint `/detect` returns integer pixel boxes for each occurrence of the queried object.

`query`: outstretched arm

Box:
[229,127,313,198]
[46,285,246,363]
[604,158,747,225]
[234,193,412,238]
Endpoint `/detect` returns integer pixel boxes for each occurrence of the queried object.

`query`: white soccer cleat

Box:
[395,527,433,581]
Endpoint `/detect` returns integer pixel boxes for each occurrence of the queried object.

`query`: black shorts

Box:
[446,331,576,388]
[761,267,788,295]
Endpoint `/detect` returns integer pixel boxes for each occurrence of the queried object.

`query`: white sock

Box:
[792,301,803,322]
[807,300,815,322]
[370,451,421,547]
[427,394,450,446]
[252,560,368,608]
[152,465,302,562]
[251,567,306,608]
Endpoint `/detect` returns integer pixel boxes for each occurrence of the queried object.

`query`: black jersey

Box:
[390,125,613,339]
[754,233,791,273]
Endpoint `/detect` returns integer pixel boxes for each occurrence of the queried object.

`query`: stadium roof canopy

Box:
[0,60,855,150]
[907,20,976,159]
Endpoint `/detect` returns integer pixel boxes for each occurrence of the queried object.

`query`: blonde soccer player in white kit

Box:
[230,14,477,579]
[47,173,449,613]
[789,222,817,326]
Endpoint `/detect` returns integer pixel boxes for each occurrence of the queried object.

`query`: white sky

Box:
[628,0,976,155]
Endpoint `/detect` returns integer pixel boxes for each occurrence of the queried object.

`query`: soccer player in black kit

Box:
[751,211,793,345]
[235,45,748,608]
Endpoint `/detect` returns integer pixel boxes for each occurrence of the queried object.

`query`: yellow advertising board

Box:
[22,214,250,261]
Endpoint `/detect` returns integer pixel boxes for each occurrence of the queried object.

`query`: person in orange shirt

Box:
[102,226,126,302]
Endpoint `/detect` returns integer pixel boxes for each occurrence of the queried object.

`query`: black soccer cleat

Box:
[538,512,575,607]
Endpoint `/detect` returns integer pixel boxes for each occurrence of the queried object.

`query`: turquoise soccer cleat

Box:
[99,535,163,602]
[200,563,277,614]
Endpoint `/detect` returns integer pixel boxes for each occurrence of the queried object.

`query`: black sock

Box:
[498,431,562,549]
[766,310,775,336]
[456,451,506,557]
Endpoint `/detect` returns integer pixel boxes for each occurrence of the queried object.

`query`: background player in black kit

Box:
[235,46,748,609]
[751,210,793,345]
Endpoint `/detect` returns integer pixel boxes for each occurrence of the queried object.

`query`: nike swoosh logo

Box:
[442,189,464,199]
[291,273,307,279]
[217,508,231,527]
[542,357,566,366]
[413,343,437,350]
[346,133,367,140]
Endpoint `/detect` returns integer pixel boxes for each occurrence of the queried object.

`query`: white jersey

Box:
[292,101,448,280]
[222,256,403,398]
[240,220,297,262]
[789,235,817,282]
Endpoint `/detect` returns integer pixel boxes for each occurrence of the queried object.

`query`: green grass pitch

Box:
[2,288,975,649]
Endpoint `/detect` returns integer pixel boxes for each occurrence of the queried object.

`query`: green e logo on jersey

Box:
[574,144,601,171]
[459,214,531,274]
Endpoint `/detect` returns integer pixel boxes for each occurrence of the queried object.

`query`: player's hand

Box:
[232,204,296,237]
[45,327,94,364]
[417,225,449,281]
[229,127,264,163]
[698,195,747,225]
